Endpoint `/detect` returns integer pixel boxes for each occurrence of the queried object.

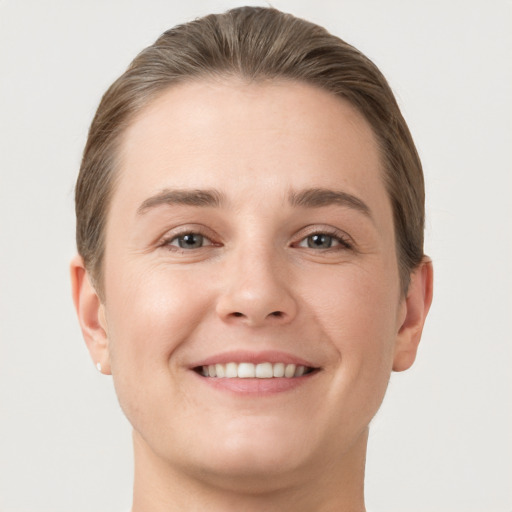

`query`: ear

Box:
[393,257,433,372]
[70,255,111,375]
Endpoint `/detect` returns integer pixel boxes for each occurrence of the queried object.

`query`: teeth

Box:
[225,362,238,378]
[294,365,306,377]
[273,362,285,377]
[237,362,255,378]
[199,362,313,378]
[215,364,225,378]
[284,364,296,378]
[255,362,273,378]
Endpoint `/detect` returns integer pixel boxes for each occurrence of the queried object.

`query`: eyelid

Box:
[293,225,355,250]
[154,223,354,252]
[168,233,213,248]
[157,224,220,249]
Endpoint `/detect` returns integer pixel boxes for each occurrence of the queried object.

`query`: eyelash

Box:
[159,228,354,252]
[160,229,216,252]
[294,229,353,251]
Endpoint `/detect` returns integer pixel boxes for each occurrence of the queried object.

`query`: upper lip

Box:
[189,350,319,369]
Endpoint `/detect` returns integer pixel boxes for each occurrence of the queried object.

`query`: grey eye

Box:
[174,233,205,249]
[306,234,334,249]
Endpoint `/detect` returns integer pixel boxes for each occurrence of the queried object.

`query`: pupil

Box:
[179,233,203,248]
[308,234,332,248]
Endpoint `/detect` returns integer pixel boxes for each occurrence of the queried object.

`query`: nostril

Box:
[231,311,283,319]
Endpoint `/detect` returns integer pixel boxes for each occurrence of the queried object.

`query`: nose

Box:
[215,247,298,327]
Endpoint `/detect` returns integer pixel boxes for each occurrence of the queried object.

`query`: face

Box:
[95,79,409,486]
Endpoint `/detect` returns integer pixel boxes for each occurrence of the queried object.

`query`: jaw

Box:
[132,423,369,511]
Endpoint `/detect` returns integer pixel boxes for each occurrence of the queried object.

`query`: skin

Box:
[71,79,433,511]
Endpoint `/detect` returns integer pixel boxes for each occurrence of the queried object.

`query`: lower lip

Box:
[192,371,317,395]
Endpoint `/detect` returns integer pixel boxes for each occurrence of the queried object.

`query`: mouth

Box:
[189,350,321,394]
[194,362,317,379]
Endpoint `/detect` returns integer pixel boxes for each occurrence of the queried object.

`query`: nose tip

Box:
[215,271,298,327]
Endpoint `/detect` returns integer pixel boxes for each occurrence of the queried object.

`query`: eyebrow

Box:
[137,188,225,214]
[137,186,372,219]
[289,188,372,218]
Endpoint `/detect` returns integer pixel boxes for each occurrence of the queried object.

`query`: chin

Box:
[183,418,317,490]
[195,448,308,493]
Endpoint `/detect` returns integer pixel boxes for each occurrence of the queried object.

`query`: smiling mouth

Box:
[195,362,316,379]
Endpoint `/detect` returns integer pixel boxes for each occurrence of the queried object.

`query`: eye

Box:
[296,232,352,250]
[305,233,335,249]
[167,232,212,249]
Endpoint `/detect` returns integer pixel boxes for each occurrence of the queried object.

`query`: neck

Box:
[131,428,368,512]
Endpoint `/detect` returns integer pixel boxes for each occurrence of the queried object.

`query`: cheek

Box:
[301,261,400,390]
[105,264,212,357]
[302,257,400,340]
[102,263,215,433]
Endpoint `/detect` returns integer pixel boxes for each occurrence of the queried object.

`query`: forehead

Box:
[113,78,389,219]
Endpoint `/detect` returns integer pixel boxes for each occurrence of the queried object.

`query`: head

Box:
[71,6,432,504]
[76,6,425,300]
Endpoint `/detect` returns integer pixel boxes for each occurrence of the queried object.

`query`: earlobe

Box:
[70,255,111,375]
[393,257,434,372]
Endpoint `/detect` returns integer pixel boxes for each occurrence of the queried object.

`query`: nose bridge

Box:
[216,237,297,326]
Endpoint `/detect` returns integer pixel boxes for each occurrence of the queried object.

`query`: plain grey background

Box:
[0,1,510,511]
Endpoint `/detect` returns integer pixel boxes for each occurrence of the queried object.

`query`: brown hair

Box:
[76,6,425,297]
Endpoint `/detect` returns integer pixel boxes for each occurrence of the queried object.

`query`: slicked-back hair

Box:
[75,6,425,298]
